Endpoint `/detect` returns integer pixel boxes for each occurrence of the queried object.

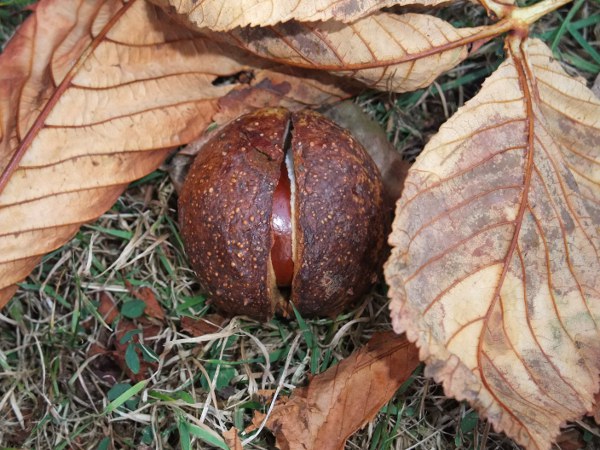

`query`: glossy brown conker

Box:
[178,108,386,321]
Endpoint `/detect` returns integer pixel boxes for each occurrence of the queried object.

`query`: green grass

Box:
[0,0,33,47]
[1,0,599,449]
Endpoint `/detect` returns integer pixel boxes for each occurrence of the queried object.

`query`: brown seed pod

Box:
[178,108,386,321]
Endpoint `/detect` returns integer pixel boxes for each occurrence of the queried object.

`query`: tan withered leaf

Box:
[266,332,419,450]
[151,0,453,32]
[384,37,600,450]
[0,0,349,309]
[202,13,495,92]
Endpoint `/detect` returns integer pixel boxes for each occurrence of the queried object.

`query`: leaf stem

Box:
[0,0,136,195]
[511,0,574,28]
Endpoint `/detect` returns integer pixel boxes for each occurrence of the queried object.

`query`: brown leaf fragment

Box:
[556,429,585,450]
[266,332,419,450]
[97,292,119,325]
[214,66,355,125]
[152,0,455,32]
[126,284,165,321]
[222,427,243,450]
[113,318,162,382]
[180,314,225,337]
[82,291,119,329]
[245,411,268,434]
[255,389,277,404]
[0,0,236,308]
[385,37,600,450]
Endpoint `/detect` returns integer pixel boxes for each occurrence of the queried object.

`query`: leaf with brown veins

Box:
[385,37,600,450]
[0,0,240,307]
[151,0,454,32]
[266,332,419,450]
[212,13,500,93]
[0,0,349,309]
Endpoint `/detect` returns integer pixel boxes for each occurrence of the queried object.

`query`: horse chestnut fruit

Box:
[178,108,386,321]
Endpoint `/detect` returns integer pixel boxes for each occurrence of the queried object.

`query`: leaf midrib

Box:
[0,0,136,195]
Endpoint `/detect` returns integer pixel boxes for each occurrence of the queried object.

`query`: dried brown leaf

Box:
[222,427,243,450]
[245,410,268,435]
[126,284,165,321]
[266,332,419,450]
[180,314,225,337]
[98,292,119,325]
[556,429,586,450]
[113,318,162,382]
[385,37,600,450]
[0,0,348,309]
[152,0,453,32]
[80,291,117,329]
[214,66,355,124]
[214,13,494,92]
[0,0,238,307]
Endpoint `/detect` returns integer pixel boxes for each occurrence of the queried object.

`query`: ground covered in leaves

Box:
[1,0,600,449]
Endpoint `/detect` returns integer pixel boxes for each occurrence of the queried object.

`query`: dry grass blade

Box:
[385,37,600,450]
[151,0,455,32]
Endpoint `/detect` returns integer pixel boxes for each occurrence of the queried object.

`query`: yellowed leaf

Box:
[384,37,600,450]
[0,0,349,310]
[210,13,494,93]
[266,332,419,450]
[152,0,453,32]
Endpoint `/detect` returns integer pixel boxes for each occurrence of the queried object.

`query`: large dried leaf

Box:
[200,13,493,92]
[0,0,348,309]
[266,332,419,450]
[151,0,453,32]
[384,37,600,450]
